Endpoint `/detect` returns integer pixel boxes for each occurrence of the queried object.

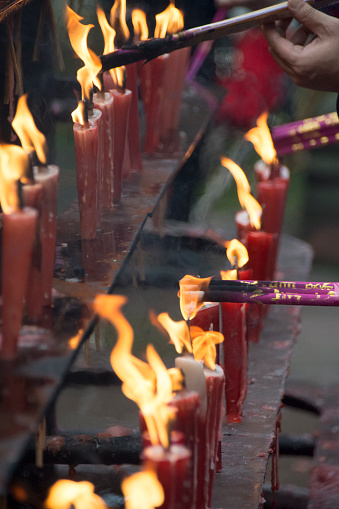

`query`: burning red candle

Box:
[73,118,99,239]
[173,356,205,509]
[126,63,143,172]
[88,108,103,228]
[158,48,191,150]
[247,230,274,280]
[222,302,248,422]
[142,444,191,509]
[257,177,289,278]
[203,364,225,507]
[1,207,38,359]
[0,143,38,358]
[110,87,132,204]
[66,6,103,235]
[257,178,289,237]
[245,112,290,278]
[33,165,59,304]
[23,182,43,322]
[11,94,59,309]
[93,92,114,211]
[138,56,168,154]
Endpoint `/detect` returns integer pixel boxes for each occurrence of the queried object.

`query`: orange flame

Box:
[96,6,124,87]
[0,143,29,213]
[93,295,179,448]
[45,480,107,509]
[168,367,184,391]
[221,156,262,230]
[154,1,184,38]
[190,326,224,370]
[97,5,116,55]
[110,0,130,45]
[220,269,237,280]
[71,100,87,126]
[132,9,149,41]
[156,313,192,354]
[66,5,102,101]
[224,239,249,268]
[179,275,211,321]
[68,329,84,350]
[122,470,164,509]
[12,94,47,164]
[245,111,278,165]
[112,65,125,89]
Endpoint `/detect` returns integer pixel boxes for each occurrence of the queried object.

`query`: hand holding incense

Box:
[263,0,339,92]
[100,0,338,70]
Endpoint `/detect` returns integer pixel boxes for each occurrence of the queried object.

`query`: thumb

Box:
[287,0,331,35]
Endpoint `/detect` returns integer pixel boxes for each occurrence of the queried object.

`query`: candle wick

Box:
[233,257,239,279]
[21,152,35,184]
[80,100,89,128]
[186,318,193,352]
[270,159,280,180]
[87,91,94,117]
[96,73,104,99]
[17,179,24,210]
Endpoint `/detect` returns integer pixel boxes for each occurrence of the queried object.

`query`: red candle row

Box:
[74,48,190,240]
[1,165,59,359]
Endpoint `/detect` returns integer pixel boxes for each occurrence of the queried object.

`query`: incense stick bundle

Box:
[201,291,339,306]
[272,112,339,156]
[100,0,338,71]
[197,281,339,306]
[209,279,339,296]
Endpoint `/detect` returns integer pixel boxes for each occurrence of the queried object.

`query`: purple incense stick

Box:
[272,112,339,156]
[209,280,339,296]
[201,289,339,307]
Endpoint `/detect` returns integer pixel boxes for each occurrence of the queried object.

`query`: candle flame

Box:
[224,239,249,268]
[68,329,84,350]
[154,1,184,38]
[12,94,47,164]
[221,156,262,230]
[0,143,29,213]
[190,326,224,370]
[168,367,184,391]
[96,5,125,87]
[122,470,164,509]
[220,269,237,280]
[93,294,179,448]
[110,0,130,46]
[45,480,107,509]
[179,275,211,321]
[66,5,102,101]
[71,100,87,126]
[132,9,149,41]
[97,5,116,56]
[245,111,278,165]
[156,312,192,354]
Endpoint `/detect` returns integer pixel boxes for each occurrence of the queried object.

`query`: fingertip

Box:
[287,0,305,11]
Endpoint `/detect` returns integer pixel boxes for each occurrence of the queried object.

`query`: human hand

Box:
[263,0,339,91]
